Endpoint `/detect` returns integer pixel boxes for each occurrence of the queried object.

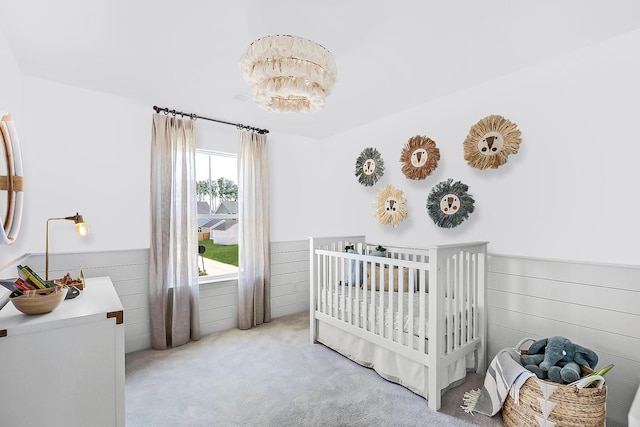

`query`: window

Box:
[195,150,238,282]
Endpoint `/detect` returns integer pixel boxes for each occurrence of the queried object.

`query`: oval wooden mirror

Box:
[0,112,24,245]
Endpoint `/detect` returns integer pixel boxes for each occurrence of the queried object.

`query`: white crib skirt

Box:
[316,320,474,399]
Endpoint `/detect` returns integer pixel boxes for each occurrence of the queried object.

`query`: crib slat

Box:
[406,267,414,349]
[387,268,394,340]
[340,256,345,322]
[459,252,464,348]
[330,253,334,317]
[447,256,454,354]
[465,253,473,344]
[320,253,326,314]
[378,263,385,338]
[456,253,461,348]
[362,261,368,331]
[397,269,404,346]
[355,260,361,328]
[457,251,465,349]
[418,267,426,354]
[369,261,375,333]
[331,252,340,319]
[347,258,353,326]
[468,254,480,340]
[326,253,330,315]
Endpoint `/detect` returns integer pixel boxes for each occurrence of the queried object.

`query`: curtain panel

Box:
[238,130,271,330]
[149,114,201,349]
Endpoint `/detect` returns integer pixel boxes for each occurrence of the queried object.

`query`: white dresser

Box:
[0,276,124,427]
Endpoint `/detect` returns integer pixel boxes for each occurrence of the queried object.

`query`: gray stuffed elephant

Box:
[520,336,598,384]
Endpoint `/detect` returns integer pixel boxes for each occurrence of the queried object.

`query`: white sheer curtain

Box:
[238,129,271,330]
[149,114,201,349]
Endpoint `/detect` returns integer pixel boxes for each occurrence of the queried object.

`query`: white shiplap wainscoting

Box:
[2,240,309,354]
[487,254,640,427]
[199,240,310,333]
[270,240,310,318]
[18,249,152,354]
[199,278,238,336]
[4,244,637,423]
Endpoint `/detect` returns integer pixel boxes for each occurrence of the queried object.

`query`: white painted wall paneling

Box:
[4,242,638,425]
[2,240,309,353]
[487,254,640,427]
[270,240,310,318]
[24,249,151,354]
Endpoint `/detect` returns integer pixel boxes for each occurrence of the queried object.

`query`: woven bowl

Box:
[10,285,68,315]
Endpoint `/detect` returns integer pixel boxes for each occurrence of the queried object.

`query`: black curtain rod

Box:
[153,106,269,134]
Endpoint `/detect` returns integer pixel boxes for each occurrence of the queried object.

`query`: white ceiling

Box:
[2,0,640,139]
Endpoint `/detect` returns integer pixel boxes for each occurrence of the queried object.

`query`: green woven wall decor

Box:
[355,147,385,186]
[426,179,475,228]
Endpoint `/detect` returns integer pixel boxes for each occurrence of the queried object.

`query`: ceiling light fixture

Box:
[239,35,337,113]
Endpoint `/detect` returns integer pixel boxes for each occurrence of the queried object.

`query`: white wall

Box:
[0,64,152,267]
[196,120,239,154]
[4,20,639,268]
[21,76,151,256]
[271,29,640,267]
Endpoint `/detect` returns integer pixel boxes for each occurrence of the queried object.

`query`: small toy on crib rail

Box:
[370,245,386,257]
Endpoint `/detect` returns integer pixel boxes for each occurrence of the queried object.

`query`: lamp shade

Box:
[239,35,337,113]
[46,212,89,280]
[74,220,89,236]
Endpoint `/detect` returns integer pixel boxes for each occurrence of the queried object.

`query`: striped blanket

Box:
[461,348,535,416]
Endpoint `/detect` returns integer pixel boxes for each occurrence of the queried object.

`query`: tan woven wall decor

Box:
[463,114,522,170]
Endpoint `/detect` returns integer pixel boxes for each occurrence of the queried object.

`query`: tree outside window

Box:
[195,150,238,280]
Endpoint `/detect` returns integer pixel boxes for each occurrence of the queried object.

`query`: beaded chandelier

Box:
[239,35,337,113]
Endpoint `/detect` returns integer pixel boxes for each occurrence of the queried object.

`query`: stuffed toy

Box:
[520,336,599,384]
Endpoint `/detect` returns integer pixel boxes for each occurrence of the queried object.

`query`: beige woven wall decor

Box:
[374,184,407,227]
[400,135,440,180]
[463,114,522,170]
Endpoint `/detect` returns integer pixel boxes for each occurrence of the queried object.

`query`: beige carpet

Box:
[126,311,504,426]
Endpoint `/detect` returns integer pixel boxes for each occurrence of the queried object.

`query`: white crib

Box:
[309,236,488,410]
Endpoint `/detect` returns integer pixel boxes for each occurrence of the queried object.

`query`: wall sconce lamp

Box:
[46,212,89,280]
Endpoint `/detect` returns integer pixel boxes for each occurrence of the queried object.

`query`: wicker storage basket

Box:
[503,338,607,427]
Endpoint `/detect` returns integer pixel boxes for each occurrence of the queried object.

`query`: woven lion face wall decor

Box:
[355,147,385,186]
[400,135,440,180]
[426,179,475,228]
[463,115,522,170]
[374,184,408,227]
